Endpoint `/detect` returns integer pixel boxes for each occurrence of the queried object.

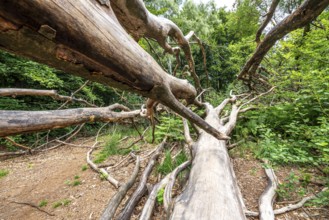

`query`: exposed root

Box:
[9,200,55,216]
[116,138,167,220]
[86,123,120,188]
[259,160,278,220]
[245,187,328,217]
[100,155,140,220]
[164,160,191,216]
[140,161,191,220]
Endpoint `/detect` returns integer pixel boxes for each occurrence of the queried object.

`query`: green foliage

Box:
[94,134,128,164]
[157,150,188,175]
[0,169,9,179]
[52,199,71,208]
[38,200,48,207]
[156,188,165,205]
[276,172,306,200]
[155,115,184,143]
[234,11,329,171]
[306,189,329,207]
[65,175,81,186]
[93,126,138,164]
[81,165,88,171]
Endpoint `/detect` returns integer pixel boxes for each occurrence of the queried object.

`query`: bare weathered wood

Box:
[255,0,280,44]
[238,0,329,79]
[110,0,201,92]
[100,155,140,220]
[117,139,167,220]
[0,107,140,137]
[171,103,246,220]
[259,164,278,220]
[245,187,328,217]
[87,125,120,188]
[0,0,228,140]
[140,161,191,220]
[164,160,191,216]
[0,88,96,107]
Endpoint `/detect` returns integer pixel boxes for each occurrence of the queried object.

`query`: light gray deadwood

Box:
[0,107,140,137]
[259,164,278,220]
[170,101,246,220]
[140,161,191,220]
[116,139,167,220]
[100,155,140,220]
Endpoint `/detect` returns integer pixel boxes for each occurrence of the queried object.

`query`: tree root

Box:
[100,155,140,220]
[9,200,55,216]
[259,160,278,220]
[164,160,191,217]
[116,138,167,220]
[245,187,328,217]
[140,161,191,220]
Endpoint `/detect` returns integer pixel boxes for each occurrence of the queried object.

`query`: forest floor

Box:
[0,137,327,220]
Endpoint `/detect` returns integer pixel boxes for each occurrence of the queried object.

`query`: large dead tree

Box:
[0,0,328,219]
[0,0,228,140]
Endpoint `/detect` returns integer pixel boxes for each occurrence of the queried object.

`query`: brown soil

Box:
[0,139,328,220]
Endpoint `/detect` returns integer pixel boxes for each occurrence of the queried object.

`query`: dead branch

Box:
[238,0,329,80]
[116,138,167,220]
[54,140,91,148]
[100,155,140,220]
[255,0,280,44]
[164,160,191,216]
[182,118,193,146]
[3,137,32,152]
[9,200,55,216]
[58,80,91,109]
[0,107,141,137]
[0,87,96,107]
[111,0,201,92]
[227,140,244,150]
[245,187,328,217]
[259,161,278,220]
[140,161,191,220]
[86,123,120,188]
[40,123,86,152]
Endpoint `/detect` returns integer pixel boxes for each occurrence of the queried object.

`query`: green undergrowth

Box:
[0,169,9,179]
[157,150,189,175]
[93,125,145,164]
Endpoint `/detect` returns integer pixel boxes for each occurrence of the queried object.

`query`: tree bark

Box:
[0,0,228,140]
[0,107,140,137]
[238,0,329,79]
[170,103,246,220]
[0,88,96,107]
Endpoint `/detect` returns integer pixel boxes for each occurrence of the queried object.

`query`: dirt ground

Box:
[0,138,328,220]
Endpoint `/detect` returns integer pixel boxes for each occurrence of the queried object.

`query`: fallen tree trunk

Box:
[0,0,228,140]
[0,107,140,137]
[170,101,246,219]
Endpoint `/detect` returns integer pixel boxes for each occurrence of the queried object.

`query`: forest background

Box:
[0,0,328,207]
